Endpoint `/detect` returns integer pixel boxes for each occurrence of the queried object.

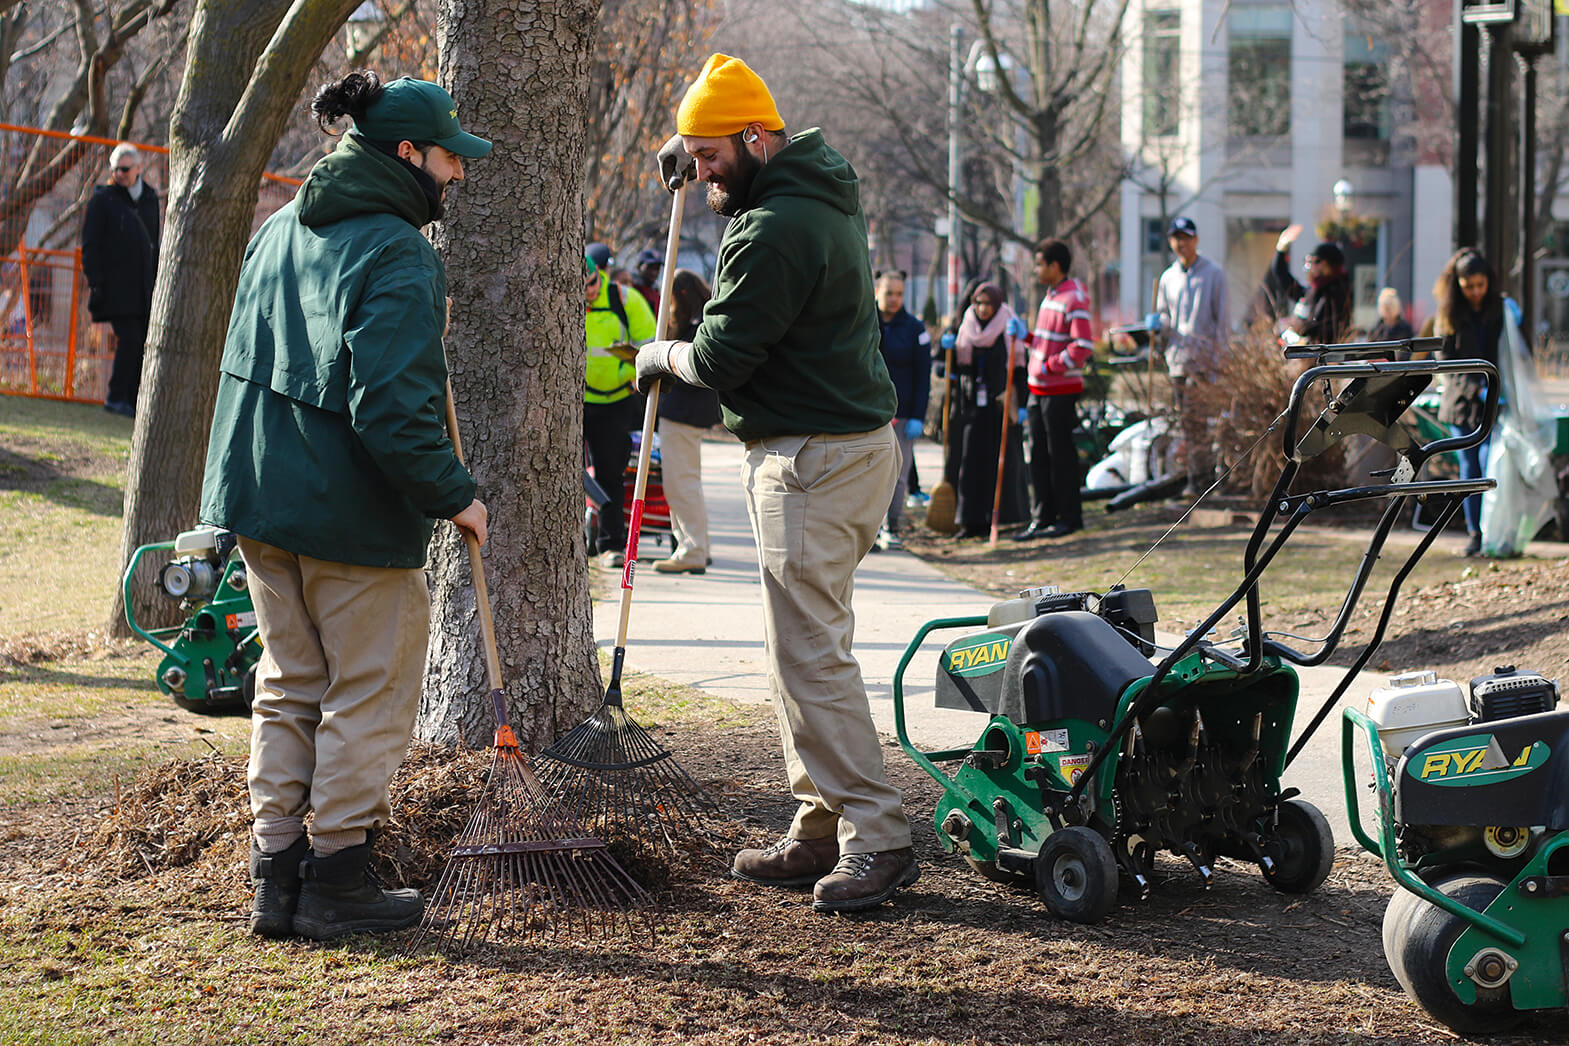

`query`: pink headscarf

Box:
[955,285,1021,366]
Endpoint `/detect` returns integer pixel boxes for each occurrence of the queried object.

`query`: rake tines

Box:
[407,726,653,954]
[535,697,719,852]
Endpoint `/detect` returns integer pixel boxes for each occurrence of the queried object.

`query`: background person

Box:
[638,53,918,914]
[1150,215,1227,497]
[1367,287,1415,344]
[1433,249,1505,558]
[870,269,930,552]
[1267,224,1352,346]
[198,71,490,941]
[81,142,161,417]
[943,282,1027,538]
[1015,238,1094,541]
[631,247,663,314]
[653,269,721,574]
[583,252,657,569]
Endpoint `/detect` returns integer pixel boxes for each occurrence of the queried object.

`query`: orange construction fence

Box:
[0,122,302,405]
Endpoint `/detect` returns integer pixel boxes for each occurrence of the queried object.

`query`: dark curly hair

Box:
[311,71,384,134]
[1433,248,1500,336]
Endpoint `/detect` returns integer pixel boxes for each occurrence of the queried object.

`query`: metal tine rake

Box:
[407,384,653,955]
[535,184,719,853]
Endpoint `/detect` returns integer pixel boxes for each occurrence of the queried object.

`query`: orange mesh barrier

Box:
[0,123,301,404]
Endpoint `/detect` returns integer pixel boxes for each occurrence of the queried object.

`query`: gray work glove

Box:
[657,134,695,191]
[636,339,679,393]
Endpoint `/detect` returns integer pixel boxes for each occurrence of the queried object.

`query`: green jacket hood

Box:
[744,128,858,217]
[296,133,432,229]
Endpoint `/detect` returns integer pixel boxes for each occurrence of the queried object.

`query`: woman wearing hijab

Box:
[945,282,1028,538]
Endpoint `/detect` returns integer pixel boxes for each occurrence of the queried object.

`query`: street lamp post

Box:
[947,22,963,320]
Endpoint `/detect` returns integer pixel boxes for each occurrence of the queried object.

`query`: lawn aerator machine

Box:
[1344,665,1567,1034]
[893,338,1499,924]
[123,526,260,714]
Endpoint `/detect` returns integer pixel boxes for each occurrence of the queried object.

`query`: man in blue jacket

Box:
[637,54,918,914]
[870,269,930,551]
[200,72,489,941]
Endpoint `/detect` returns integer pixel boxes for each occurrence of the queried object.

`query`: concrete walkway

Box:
[591,435,1472,849]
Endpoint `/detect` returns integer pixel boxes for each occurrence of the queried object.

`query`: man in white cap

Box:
[635,54,919,913]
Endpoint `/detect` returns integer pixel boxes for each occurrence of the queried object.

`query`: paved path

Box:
[593,437,1425,849]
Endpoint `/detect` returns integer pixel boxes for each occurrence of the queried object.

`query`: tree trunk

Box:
[110,0,362,637]
[419,0,604,751]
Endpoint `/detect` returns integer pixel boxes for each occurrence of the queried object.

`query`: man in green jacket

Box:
[637,54,916,913]
[200,72,489,941]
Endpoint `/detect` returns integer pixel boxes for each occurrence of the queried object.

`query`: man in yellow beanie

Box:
[636,54,917,914]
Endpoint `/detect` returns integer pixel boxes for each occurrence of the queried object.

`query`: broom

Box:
[924,343,959,535]
[534,184,718,852]
[408,384,652,952]
[988,333,1022,545]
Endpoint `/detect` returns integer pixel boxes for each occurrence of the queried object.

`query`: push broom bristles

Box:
[409,711,652,953]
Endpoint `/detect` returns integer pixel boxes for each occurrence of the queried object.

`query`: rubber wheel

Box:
[1263,799,1334,894]
[1035,826,1119,924]
[964,855,1029,886]
[241,664,257,710]
[1384,874,1521,1035]
[170,689,241,716]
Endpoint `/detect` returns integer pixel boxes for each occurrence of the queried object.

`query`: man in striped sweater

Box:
[1014,238,1095,541]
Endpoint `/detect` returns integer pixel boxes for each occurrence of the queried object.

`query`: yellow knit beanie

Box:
[676,54,784,138]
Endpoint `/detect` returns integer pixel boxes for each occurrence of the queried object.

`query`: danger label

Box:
[225,611,257,630]
[1057,753,1091,783]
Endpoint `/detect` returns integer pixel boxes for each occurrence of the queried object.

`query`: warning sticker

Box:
[225,611,257,630]
[1024,729,1070,756]
[1057,753,1092,783]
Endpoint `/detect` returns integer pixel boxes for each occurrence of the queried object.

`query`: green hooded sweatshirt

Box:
[199,134,474,568]
[689,129,897,441]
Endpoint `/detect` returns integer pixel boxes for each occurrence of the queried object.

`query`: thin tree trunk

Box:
[419,0,604,751]
[111,0,362,636]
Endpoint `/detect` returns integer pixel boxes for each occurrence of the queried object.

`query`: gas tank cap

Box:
[1387,670,1438,689]
[1019,585,1061,599]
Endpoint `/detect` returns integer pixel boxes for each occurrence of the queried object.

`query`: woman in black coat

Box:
[652,269,723,573]
[944,282,1028,538]
[1433,249,1506,557]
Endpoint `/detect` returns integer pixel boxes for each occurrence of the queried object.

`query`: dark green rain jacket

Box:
[200,134,474,568]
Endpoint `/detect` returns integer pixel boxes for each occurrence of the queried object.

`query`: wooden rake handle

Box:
[613,185,686,650]
[444,381,506,700]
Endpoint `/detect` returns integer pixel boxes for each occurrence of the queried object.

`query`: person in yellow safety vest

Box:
[584,252,657,569]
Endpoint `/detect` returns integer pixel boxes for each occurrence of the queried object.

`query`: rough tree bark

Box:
[110,0,363,636]
[418,0,605,751]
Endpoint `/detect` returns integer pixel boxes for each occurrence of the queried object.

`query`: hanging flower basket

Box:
[1315,214,1380,249]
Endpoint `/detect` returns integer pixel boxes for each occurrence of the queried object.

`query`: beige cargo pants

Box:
[741,424,912,854]
[239,537,430,855]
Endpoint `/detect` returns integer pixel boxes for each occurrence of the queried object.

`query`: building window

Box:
[1228,6,1292,138]
[1143,9,1181,139]
[1343,31,1391,141]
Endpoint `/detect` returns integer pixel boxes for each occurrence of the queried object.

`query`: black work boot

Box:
[292,841,423,940]
[249,836,309,939]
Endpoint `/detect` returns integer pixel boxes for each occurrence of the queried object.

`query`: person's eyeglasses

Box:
[114,165,135,172]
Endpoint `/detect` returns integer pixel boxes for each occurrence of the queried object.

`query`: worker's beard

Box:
[705,145,761,218]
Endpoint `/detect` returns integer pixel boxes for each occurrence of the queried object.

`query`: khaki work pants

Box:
[657,417,710,566]
[741,425,911,853]
[240,537,430,854]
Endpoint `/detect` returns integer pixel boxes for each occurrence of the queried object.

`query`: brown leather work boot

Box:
[730,834,839,887]
[811,847,920,913]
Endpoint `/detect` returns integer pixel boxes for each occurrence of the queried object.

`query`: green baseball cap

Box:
[355,76,492,159]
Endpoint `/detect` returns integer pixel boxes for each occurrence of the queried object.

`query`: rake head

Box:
[535,700,719,853]
[407,733,652,955]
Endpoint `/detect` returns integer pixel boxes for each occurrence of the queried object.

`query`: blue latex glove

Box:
[1144,312,1162,333]
[904,418,924,440]
[1005,316,1027,340]
[1504,296,1522,328]
[940,332,956,351]
[1017,407,1027,427]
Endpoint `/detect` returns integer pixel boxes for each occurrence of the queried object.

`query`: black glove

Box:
[657,134,695,191]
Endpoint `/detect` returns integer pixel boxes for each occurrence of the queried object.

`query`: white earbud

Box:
[743,131,758,143]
